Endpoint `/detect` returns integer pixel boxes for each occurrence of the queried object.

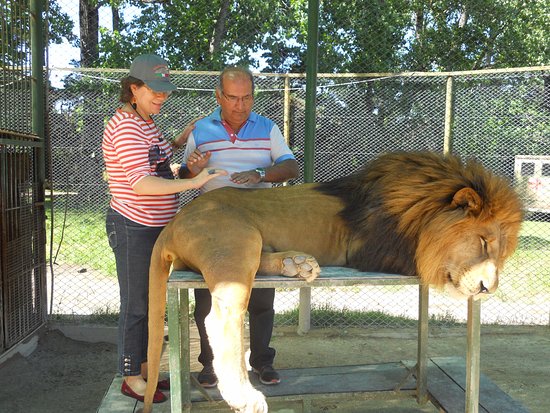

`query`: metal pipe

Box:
[283,75,291,145]
[443,76,454,154]
[298,0,320,335]
[303,0,319,183]
[30,0,47,324]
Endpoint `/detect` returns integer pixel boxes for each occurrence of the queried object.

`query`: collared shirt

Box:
[182,107,295,193]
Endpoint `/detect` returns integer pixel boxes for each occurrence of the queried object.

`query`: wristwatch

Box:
[254,167,266,182]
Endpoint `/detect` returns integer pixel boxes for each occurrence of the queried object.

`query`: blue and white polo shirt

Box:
[182,107,295,193]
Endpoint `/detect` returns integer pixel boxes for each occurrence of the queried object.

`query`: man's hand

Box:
[230,170,263,185]
[186,149,212,175]
[229,160,299,185]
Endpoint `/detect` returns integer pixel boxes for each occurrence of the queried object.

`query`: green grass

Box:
[274,303,461,328]
[49,306,120,325]
[519,220,550,242]
[46,206,116,277]
[505,219,550,294]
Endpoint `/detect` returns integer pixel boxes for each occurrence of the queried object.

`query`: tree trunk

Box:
[458,6,468,28]
[413,7,426,70]
[209,0,231,63]
[414,8,424,41]
[112,5,121,33]
[79,0,99,67]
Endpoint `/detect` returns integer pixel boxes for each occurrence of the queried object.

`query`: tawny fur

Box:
[143,151,523,413]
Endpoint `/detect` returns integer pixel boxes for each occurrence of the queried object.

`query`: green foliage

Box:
[2,0,74,67]
[320,0,411,72]
[406,0,550,70]
[48,0,77,45]
[452,74,550,164]
[53,0,549,73]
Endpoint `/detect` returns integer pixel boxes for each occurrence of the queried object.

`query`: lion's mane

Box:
[316,151,523,287]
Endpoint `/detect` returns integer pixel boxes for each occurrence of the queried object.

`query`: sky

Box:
[48,3,140,87]
[47,2,270,88]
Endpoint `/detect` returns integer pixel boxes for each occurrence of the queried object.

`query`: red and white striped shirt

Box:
[102,109,177,226]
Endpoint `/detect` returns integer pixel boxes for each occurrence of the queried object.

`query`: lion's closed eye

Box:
[480,237,488,255]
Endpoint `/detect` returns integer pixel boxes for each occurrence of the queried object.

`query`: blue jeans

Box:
[106,207,164,376]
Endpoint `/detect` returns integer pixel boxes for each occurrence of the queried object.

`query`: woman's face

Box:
[131,83,171,116]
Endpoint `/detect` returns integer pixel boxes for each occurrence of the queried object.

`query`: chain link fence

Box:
[46,67,550,329]
[44,0,549,329]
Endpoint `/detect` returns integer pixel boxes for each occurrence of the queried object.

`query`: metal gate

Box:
[0,0,47,356]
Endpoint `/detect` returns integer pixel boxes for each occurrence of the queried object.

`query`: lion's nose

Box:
[479,281,489,294]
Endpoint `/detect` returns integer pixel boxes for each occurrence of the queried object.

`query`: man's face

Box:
[215,75,254,129]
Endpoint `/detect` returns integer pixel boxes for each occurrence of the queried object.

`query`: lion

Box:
[143,151,523,413]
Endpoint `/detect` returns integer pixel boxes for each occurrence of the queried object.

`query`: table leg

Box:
[416,283,429,404]
[298,287,311,335]
[168,287,191,413]
[466,297,481,413]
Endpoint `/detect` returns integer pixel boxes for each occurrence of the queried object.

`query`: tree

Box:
[51,0,548,72]
[406,0,550,71]
[2,1,74,67]
[79,0,99,67]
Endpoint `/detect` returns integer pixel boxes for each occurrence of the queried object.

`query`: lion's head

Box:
[318,151,523,299]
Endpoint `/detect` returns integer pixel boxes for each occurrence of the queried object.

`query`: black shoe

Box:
[197,365,218,388]
[253,365,281,385]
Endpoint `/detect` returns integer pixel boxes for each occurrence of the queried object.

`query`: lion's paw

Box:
[239,389,268,413]
[281,255,320,282]
[227,388,267,413]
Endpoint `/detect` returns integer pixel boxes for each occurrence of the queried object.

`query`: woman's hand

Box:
[193,167,227,187]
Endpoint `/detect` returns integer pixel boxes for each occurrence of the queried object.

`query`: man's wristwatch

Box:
[254,167,266,182]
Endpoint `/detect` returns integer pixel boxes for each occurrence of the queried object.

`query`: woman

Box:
[102,54,225,403]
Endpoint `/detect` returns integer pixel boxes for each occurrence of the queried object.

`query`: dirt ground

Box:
[0,324,548,413]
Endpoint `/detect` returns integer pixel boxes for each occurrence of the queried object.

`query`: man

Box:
[178,67,299,387]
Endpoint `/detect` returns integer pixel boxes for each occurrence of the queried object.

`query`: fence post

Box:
[298,0,320,335]
[444,75,455,154]
[298,288,312,335]
[283,75,291,145]
[30,0,47,323]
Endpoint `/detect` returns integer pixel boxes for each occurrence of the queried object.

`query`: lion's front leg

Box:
[205,284,268,413]
[258,251,320,282]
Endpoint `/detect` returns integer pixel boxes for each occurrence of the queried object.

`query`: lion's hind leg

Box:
[205,281,268,413]
[258,251,320,282]
[199,236,268,413]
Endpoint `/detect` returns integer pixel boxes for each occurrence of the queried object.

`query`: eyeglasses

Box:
[221,91,254,104]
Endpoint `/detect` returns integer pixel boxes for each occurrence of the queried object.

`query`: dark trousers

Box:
[194,287,276,370]
[106,207,164,376]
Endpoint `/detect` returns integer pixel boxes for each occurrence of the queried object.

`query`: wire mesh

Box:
[43,0,550,329]
[1,1,33,134]
[1,140,47,350]
[46,68,550,329]
[1,0,47,355]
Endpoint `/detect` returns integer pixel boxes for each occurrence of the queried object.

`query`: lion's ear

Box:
[451,187,482,215]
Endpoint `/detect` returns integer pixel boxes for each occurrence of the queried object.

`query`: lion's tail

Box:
[143,234,172,413]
